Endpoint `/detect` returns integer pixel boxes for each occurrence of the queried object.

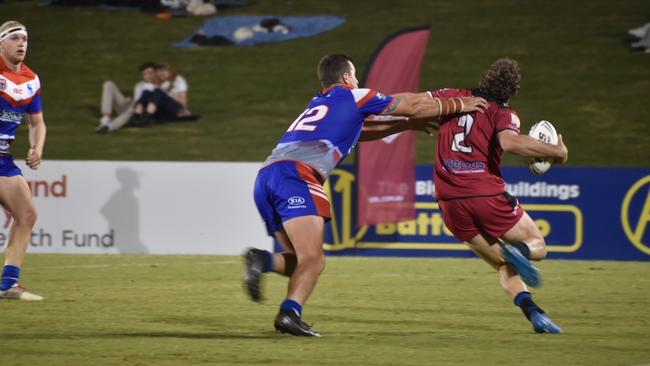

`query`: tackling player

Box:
[429,58,568,333]
[243,54,488,336]
[0,21,46,301]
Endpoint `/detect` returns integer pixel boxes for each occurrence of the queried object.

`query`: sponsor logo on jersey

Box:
[288,196,307,209]
[442,159,486,173]
[0,110,24,124]
[26,83,33,95]
[376,92,386,99]
[0,140,10,151]
[0,78,6,91]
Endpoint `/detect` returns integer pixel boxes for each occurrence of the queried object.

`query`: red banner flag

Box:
[358,27,430,226]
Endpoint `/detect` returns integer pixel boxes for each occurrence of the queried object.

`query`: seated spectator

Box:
[96,62,160,134]
[131,63,198,125]
[159,63,189,108]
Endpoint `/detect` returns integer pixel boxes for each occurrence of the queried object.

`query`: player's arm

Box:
[380,92,488,119]
[359,116,437,142]
[498,129,568,163]
[377,93,422,116]
[25,112,47,170]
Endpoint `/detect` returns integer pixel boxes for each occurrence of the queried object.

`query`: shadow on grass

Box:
[3,331,275,341]
[106,331,274,340]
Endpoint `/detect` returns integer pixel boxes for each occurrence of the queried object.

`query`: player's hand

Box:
[554,134,568,164]
[407,118,439,136]
[460,96,488,113]
[26,148,42,170]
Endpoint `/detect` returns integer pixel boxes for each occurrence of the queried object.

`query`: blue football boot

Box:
[530,311,562,333]
[502,244,542,288]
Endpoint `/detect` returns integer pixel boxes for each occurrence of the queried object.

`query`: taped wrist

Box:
[435,97,464,117]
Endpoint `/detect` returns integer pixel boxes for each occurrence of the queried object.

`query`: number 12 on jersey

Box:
[287,105,329,132]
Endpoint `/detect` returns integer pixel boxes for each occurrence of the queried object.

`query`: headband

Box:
[0,26,28,42]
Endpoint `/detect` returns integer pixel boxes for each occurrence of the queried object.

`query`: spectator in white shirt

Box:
[96,62,160,133]
[131,63,197,125]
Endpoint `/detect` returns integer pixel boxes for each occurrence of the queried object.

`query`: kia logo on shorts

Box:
[288,196,306,206]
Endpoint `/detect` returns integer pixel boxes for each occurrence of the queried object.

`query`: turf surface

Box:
[1,2,649,364]
[2,0,649,165]
[3,254,649,366]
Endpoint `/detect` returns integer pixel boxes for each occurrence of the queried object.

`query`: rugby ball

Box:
[525,120,558,176]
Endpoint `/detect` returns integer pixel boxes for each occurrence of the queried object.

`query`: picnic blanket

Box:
[173,15,346,47]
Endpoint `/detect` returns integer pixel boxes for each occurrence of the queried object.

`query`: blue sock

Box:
[280,299,303,316]
[514,291,544,320]
[0,265,20,291]
[260,250,274,273]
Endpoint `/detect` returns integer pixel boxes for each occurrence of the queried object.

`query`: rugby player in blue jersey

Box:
[243,54,488,336]
[0,21,46,301]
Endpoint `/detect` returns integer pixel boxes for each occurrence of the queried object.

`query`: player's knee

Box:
[529,237,547,260]
[299,249,326,273]
[17,207,38,228]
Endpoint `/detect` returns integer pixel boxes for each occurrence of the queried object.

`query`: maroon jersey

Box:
[431,88,521,200]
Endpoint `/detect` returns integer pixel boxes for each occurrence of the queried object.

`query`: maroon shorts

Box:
[438,193,524,242]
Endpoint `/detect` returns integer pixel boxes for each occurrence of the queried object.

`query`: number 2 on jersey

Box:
[287,105,329,132]
[451,114,474,153]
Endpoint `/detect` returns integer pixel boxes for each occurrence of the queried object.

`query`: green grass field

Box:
[1,2,649,365]
[2,0,650,165]
[2,254,649,366]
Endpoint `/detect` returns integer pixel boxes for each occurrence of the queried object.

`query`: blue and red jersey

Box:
[0,59,42,154]
[263,84,393,180]
[254,84,393,232]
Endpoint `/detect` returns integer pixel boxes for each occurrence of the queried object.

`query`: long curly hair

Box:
[478,58,521,101]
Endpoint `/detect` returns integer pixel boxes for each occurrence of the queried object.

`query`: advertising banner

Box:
[325,164,650,261]
[358,27,430,225]
[0,161,270,255]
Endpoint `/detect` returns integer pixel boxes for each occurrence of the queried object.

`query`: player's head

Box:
[0,21,28,65]
[478,58,521,101]
[317,54,358,89]
[139,62,159,84]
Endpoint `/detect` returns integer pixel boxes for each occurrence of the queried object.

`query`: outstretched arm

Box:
[360,92,487,142]
[359,116,438,142]
[26,112,47,170]
[413,93,488,119]
[498,129,568,163]
[379,92,488,119]
[377,93,423,117]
